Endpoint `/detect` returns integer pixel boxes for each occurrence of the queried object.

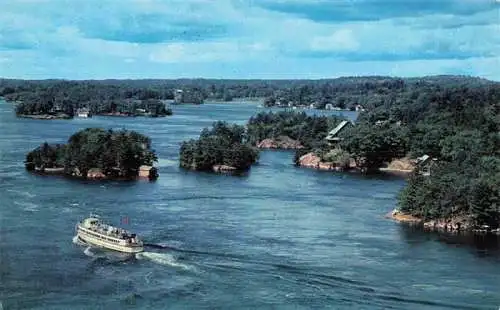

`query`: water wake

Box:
[13,200,39,212]
[136,252,194,271]
[72,235,89,247]
[83,246,94,257]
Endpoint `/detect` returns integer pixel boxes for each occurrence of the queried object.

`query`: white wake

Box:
[135,252,194,271]
[83,246,94,257]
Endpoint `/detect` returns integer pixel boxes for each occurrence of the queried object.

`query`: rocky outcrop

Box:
[385,209,423,224]
[87,168,107,180]
[298,152,355,171]
[386,208,483,233]
[18,113,71,120]
[257,136,303,149]
[212,165,237,173]
[379,157,415,173]
[138,165,159,180]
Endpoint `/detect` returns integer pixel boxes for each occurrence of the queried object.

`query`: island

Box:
[25,128,159,181]
[179,121,259,173]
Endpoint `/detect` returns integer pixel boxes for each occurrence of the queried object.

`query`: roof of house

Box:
[416,154,437,166]
[326,120,352,141]
[416,154,430,164]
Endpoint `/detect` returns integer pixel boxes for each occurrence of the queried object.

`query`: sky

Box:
[0,0,499,80]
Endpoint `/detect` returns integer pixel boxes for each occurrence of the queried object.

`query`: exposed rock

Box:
[18,113,71,120]
[100,112,133,117]
[299,152,321,168]
[385,209,423,224]
[387,208,475,232]
[380,157,415,173]
[138,165,158,180]
[298,152,349,171]
[423,216,473,232]
[212,165,237,173]
[87,168,107,180]
[43,167,65,174]
[257,136,303,149]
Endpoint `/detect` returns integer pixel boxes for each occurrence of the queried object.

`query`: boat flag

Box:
[121,216,129,225]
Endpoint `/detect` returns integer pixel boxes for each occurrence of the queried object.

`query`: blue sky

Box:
[0,0,499,80]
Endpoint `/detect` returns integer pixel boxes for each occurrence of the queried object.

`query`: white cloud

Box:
[310,29,360,52]
[0,0,498,80]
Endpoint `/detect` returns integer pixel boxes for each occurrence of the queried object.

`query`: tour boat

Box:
[75,214,144,253]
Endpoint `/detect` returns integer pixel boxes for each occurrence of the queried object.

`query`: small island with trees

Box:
[25,128,159,181]
[179,121,259,173]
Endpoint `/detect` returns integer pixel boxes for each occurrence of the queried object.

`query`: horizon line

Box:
[1,74,498,82]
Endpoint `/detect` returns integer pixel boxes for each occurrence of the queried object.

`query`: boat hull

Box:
[77,226,144,254]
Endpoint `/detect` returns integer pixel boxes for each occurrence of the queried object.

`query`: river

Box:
[0,99,499,309]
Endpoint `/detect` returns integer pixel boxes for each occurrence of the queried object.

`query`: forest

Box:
[336,81,499,227]
[261,75,495,110]
[2,75,494,118]
[25,128,158,180]
[179,121,259,172]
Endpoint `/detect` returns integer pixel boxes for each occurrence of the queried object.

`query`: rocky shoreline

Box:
[18,114,71,120]
[28,165,158,181]
[386,208,500,234]
[297,152,357,172]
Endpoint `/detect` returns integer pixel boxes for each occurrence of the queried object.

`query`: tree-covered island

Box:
[179,121,259,173]
[1,80,177,119]
[25,128,159,181]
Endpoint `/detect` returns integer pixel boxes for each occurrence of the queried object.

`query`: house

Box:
[355,104,365,112]
[325,120,354,143]
[76,107,90,118]
[415,154,438,176]
[50,103,63,113]
[173,89,184,104]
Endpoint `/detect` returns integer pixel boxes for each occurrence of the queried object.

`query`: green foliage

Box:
[261,75,495,110]
[320,148,351,168]
[247,111,346,148]
[25,128,157,179]
[325,77,500,226]
[25,142,67,170]
[179,121,259,172]
[398,156,500,227]
[363,83,500,226]
[339,123,409,172]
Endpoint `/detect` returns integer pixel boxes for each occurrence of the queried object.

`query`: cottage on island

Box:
[76,107,90,118]
[415,154,438,176]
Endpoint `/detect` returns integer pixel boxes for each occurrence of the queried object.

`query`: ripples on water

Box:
[1,100,499,309]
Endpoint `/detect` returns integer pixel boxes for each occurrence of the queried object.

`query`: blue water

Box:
[0,100,499,309]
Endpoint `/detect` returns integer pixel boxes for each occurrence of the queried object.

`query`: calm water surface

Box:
[0,100,499,309]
